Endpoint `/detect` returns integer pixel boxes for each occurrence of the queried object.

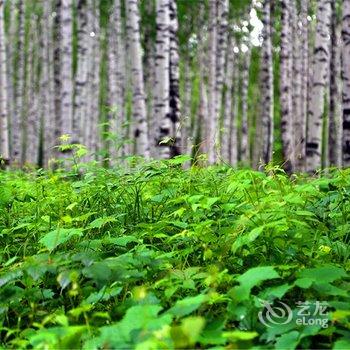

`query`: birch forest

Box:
[2,1,350,349]
[0,0,348,173]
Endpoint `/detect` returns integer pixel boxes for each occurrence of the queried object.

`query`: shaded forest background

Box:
[0,0,349,173]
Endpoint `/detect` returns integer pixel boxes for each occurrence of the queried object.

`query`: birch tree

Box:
[207,0,218,164]
[126,0,150,158]
[221,34,235,164]
[306,0,332,172]
[12,0,25,164]
[215,0,228,162]
[260,0,274,164]
[168,0,181,157]
[342,0,350,167]
[0,0,9,165]
[328,0,342,167]
[295,0,309,172]
[60,0,74,140]
[74,0,89,144]
[241,46,251,165]
[154,0,170,159]
[26,14,40,165]
[280,0,294,172]
[108,0,126,159]
[41,0,56,165]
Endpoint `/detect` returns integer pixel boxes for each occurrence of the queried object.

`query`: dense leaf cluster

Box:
[0,159,349,349]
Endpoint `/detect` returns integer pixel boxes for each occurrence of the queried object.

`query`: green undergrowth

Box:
[0,157,349,349]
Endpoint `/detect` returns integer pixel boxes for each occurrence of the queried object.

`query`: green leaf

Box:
[39,228,83,251]
[230,266,280,301]
[297,266,347,284]
[168,294,207,318]
[275,331,300,350]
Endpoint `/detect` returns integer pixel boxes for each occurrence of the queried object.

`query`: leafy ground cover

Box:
[0,158,349,349]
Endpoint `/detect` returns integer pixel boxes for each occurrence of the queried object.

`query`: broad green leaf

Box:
[231,266,280,301]
[39,228,83,251]
[168,294,207,318]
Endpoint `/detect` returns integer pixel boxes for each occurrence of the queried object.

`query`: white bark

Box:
[26,18,40,165]
[41,0,56,166]
[241,47,251,165]
[168,0,181,157]
[154,0,170,159]
[74,0,89,144]
[207,0,218,164]
[0,0,9,164]
[280,0,294,172]
[108,0,126,160]
[328,1,342,167]
[215,0,228,162]
[12,0,25,164]
[342,0,350,166]
[221,35,235,164]
[260,0,274,164]
[126,0,150,158]
[295,0,309,172]
[306,0,332,172]
[60,0,73,138]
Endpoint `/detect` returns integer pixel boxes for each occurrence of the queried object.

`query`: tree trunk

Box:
[74,0,89,145]
[280,0,294,173]
[86,0,100,157]
[126,0,150,158]
[41,0,56,166]
[60,0,74,139]
[221,35,235,164]
[108,0,126,161]
[328,1,342,167]
[26,16,40,166]
[215,0,228,162]
[342,0,350,167]
[306,0,332,172]
[240,47,251,165]
[294,0,309,172]
[154,0,170,159]
[260,0,274,164]
[0,0,9,165]
[207,0,218,164]
[12,0,25,165]
[168,0,181,157]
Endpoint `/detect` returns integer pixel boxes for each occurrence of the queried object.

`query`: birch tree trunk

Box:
[229,51,239,166]
[168,0,181,157]
[241,47,251,165]
[215,0,228,162]
[207,0,218,164]
[60,0,73,140]
[0,0,9,165]
[108,0,126,160]
[328,1,342,167]
[181,59,192,157]
[74,0,89,145]
[54,0,62,145]
[41,0,56,166]
[306,0,332,172]
[26,17,40,165]
[126,0,150,158]
[12,0,25,164]
[86,0,100,157]
[260,0,274,164]
[295,0,309,172]
[221,35,235,164]
[154,0,170,159]
[342,0,350,167]
[280,0,294,173]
